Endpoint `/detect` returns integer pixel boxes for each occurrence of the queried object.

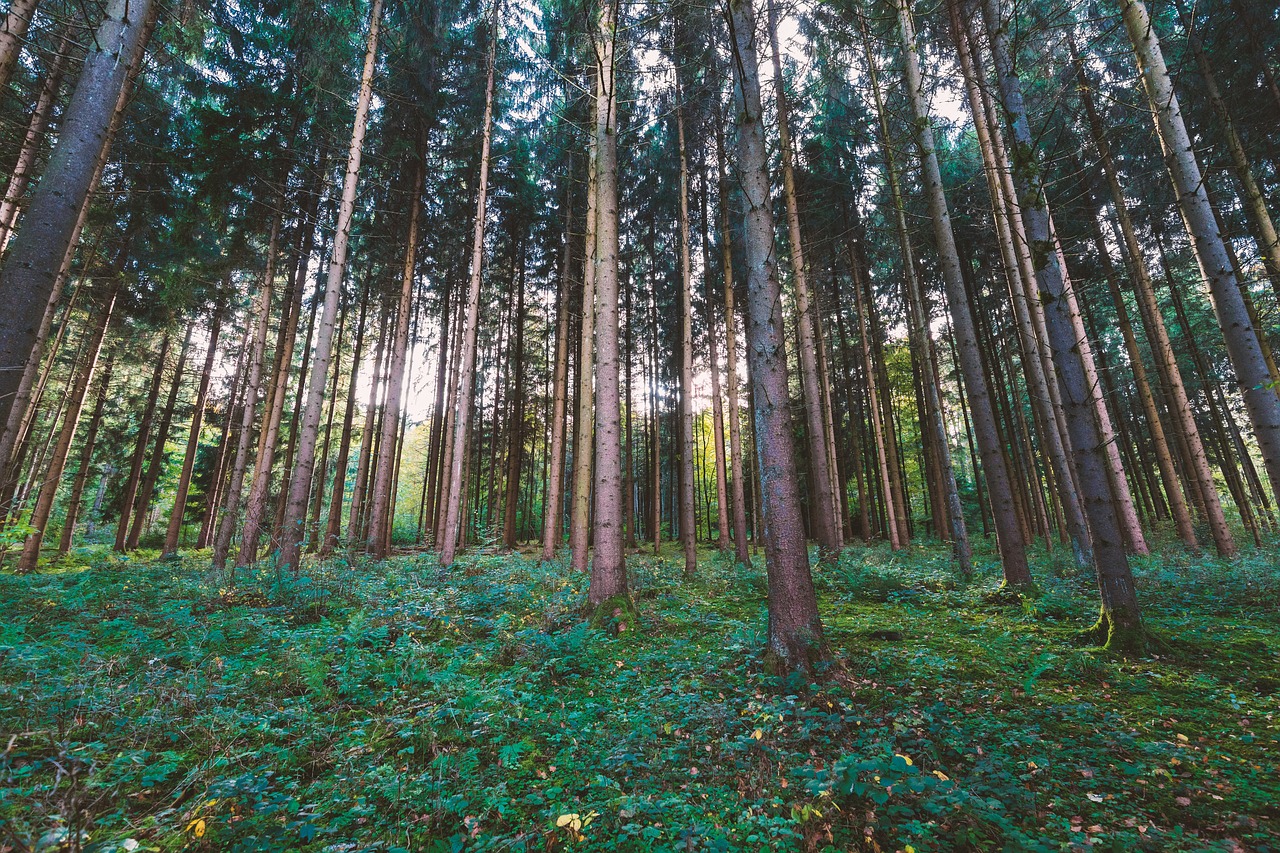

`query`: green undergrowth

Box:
[1,540,1277,851]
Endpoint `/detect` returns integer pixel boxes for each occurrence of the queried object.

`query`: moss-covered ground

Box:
[1,540,1277,851]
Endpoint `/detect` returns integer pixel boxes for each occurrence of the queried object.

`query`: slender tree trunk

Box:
[438,1,498,566]
[984,0,1143,646]
[860,8,969,573]
[126,328,193,550]
[897,0,1029,586]
[212,221,279,571]
[277,0,382,573]
[675,97,698,575]
[0,0,155,434]
[713,99,752,568]
[727,0,825,673]
[369,153,426,557]
[198,326,249,550]
[59,352,114,555]
[163,308,223,557]
[570,123,600,573]
[764,0,840,561]
[587,0,629,614]
[0,0,40,92]
[17,285,117,572]
[1119,0,1280,504]
[350,314,388,545]
[324,290,370,554]
[116,333,171,551]
[541,179,574,560]
[0,25,73,250]
[1070,35,1235,555]
[309,305,347,551]
[503,239,527,549]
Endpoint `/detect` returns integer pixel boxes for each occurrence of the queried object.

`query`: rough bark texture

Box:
[126,328,192,550]
[675,99,698,576]
[541,178,574,560]
[277,0,382,574]
[59,352,114,555]
[0,0,154,436]
[897,0,1027,587]
[587,0,629,613]
[1118,0,1280,504]
[983,0,1142,647]
[727,0,825,674]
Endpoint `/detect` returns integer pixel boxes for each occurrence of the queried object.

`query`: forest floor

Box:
[1,539,1277,852]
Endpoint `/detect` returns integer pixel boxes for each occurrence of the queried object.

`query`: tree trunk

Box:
[212,219,279,571]
[897,0,1028,586]
[587,0,629,615]
[503,238,527,550]
[1119,0,1280,504]
[163,307,223,557]
[324,289,370,554]
[764,0,840,561]
[984,0,1143,647]
[727,0,825,673]
[59,351,114,555]
[0,0,40,92]
[126,327,192,550]
[675,97,698,576]
[1070,34,1235,555]
[438,1,497,567]
[369,153,426,558]
[0,25,73,250]
[17,285,117,572]
[0,0,155,435]
[116,332,171,552]
[277,0,382,573]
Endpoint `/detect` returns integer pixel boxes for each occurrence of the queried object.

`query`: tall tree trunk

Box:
[350,313,388,545]
[587,0,629,614]
[59,351,114,555]
[541,179,574,560]
[950,0,1090,565]
[324,289,370,554]
[896,0,1027,586]
[1118,0,1280,504]
[369,152,426,558]
[859,7,969,573]
[713,96,752,568]
[0,25,73,250]
[984,0,1143,647]
[503,238,527,549]
[163,307,223,557]
[438,1,497,567]
[675,96,698,576]
[0,0,155,435]
[727,0,825,673]
[17,285,117,572]
[1070,34,1235,555]
[764,0,840,561]
[126,327,192,550]
[0,0,40,92]
[212,220,279,571]
[570,118,600,573]
[277,0,382,573]
[116,332,171,551]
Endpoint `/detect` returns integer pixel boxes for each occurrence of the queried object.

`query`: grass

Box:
[0,538,1277,852]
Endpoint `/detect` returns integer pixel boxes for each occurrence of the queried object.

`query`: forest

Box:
[0,0,1278,845]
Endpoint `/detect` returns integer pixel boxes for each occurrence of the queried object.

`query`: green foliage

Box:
[0,544,1276,851]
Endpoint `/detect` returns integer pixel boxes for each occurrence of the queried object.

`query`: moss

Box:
[587,594,638,635]
[1078,607,1147,656]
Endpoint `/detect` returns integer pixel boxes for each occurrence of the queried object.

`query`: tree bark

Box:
[897,0,1028,587]
[0,0,155,436]
[438,0,497,567]
[126,327,193,550]
[277,0,382,573]
[59,351,114,555]
[1118,0,1280,506]
[727,0,825,673]
[116,332,171,552]
[675,96,698,576]
[163,308,223,557]
[17,285,117,572]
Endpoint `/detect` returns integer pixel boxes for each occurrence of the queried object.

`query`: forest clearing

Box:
[2,0,1280,844]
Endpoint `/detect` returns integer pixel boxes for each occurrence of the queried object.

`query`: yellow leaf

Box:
[752,729,763,740]
[186,818,206,838]
[933,770,949,781]
[906,846,916,853]
[896,753,914,766]
[556,814,582,831]
[1176,733,1189,743]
